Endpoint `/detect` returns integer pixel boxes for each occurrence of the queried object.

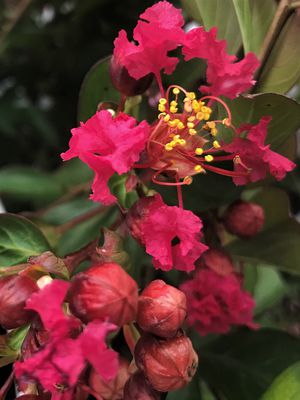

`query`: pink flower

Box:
[15,280,118,399]
[132,195,208,272]
[182,27,259,99]
[224,116,296,184]
[180,269,258,336]
[113,1,185,80]
[61,110,149,204]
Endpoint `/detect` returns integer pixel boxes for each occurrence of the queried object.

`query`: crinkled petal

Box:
[263,150,296,180]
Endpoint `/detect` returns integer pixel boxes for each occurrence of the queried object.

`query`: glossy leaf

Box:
[77,56,120,122]
[232,0,276,54]
[200,329,300,400]
[53,158,93,189]
[260,362,300,400]
[181,0,242,54]
[0,214,50,267]
[257,11,300,93]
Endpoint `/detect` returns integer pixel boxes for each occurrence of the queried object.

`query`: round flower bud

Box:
[68,263,138,326]
[137,280,187,338]
[110,55,153,97]
[126,196,157,243]
[223,201,265,238]
[89,358,130,400]
[123,372,160,400]
[200,248,234,276]
[0,275,38,329]
[134,332,198,392]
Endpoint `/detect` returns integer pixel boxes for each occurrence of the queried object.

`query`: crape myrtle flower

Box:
[180,269,258,336]
[14,280,118,400]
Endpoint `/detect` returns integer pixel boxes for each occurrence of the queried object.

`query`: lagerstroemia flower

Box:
[14,280,118,399]
[61,110,149,204]
[180,269,258,335]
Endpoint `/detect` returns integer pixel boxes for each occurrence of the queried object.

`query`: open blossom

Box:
[15,280,118,399]
[224,116,296,184]
[127,195,208,272]
[61,110,149,204]
[180,269,258,335]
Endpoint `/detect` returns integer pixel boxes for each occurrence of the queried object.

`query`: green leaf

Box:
[0,167,64,203]
[167,374,202,400]
[181,0,242,54]
[0,214,50,267]
[261,362,300,400]
[77,56,120,122]
[109,174,138,209]
[219,93,300,150]
[200,329,300,400]
[53,159,93,189]
[232,0,276,54]
[256,12,300,94]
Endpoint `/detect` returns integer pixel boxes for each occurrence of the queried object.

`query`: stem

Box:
[63,239,98,273]
[253,0,293,87]
[117,94,127,113]
[176,175,184,208]
[0,371,14,400]
[155,72,165,97]
[57,205,106,234]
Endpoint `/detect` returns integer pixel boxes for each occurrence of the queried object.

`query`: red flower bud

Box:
[89,357,130,400]
[126,197,157,242]
[137,280,187,338]
[200,248,234,276]
[68,263,138,326]
[134,332,198,392]
[0,275,38,329]
[223,201,265,238]
[123,372,160,400]
[110,55,153,97]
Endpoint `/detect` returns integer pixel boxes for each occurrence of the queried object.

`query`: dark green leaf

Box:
[0,214,50,267]
[167,374,202,400]
[77,56,120,122]
[53,158,93,189]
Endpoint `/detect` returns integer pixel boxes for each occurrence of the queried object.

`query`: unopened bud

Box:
[134,332,198,392]
[89,358,130,400]
[0,275,38,329]
[123,372,160,400]
[68,263,138,326]
[223,201,265,238]
[110,56,153,97]
[137,280,186,338]
[200,248,234,276]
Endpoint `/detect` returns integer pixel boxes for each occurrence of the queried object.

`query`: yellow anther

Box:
[194,165,204,172]
[168,120,177,127]
[183,97,189,102]
[187,116,196,122]
[173,134,180,140]
[187,122,194,129]
[170,140,176,146]
[172,87,180,95]
[170,100,177,107]
[158,112,166,119]
[222,118,230,126]
[179,139,186,145]
[177,121,185,130]
[159,98,167,104]
[211,128,218,136]
[184,102,193,113]
[158,104,166,112]
[189,129,197,135]
[195,147,203,155]
[163,114,171,122]
[188,92,196,100]
[213,140,220,149]
[201,106,212,113]
[192,100,200,112]
[196,112,204,121]
[173,119,180,125]
[170,106,178,113]
[205,155,214,162]
[207,121,216,129]
[183,176,193,185]
[204,113,210,120]
[165,143,173,151]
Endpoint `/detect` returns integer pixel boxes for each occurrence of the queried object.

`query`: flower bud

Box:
[126,196,157,242]
[134,332,198,392]
[223,201,265,238]
[0,275,38,329]
[110,55,153,97]
[137,280,187,338]
[68,263,138,326]
[89,358,130,400]
[200,248,234,276]
[123,372,160,400]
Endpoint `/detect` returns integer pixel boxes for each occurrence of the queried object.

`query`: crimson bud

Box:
[68,263,138,326]
[137,280,187,338]
[123,372,160,400]
[223,201,265,238]
[0,275,38,329]
[134,332,198,392]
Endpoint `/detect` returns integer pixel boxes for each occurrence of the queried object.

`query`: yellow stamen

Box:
[158,112,166,119]
[194,165,204,172]
[170,106,178,113]
[189,128,197,135]
[163,114,171,122]
[195,147,203,155]
[205,155,214,162]
[177,121,185,130]
[158,104,166,112]
[188,92,196,100]
[170,100,177,107]
[187,116,196,122]
[187,122,194,129]
[213,140,220,148]
[172,87,180,95]
[165,143,173,151]
[183,176,193,185]
[192,100,200,112]
[196,112,204,121]
[159,98,167,104]
[211,128,218,136]
[179,139,186,145]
